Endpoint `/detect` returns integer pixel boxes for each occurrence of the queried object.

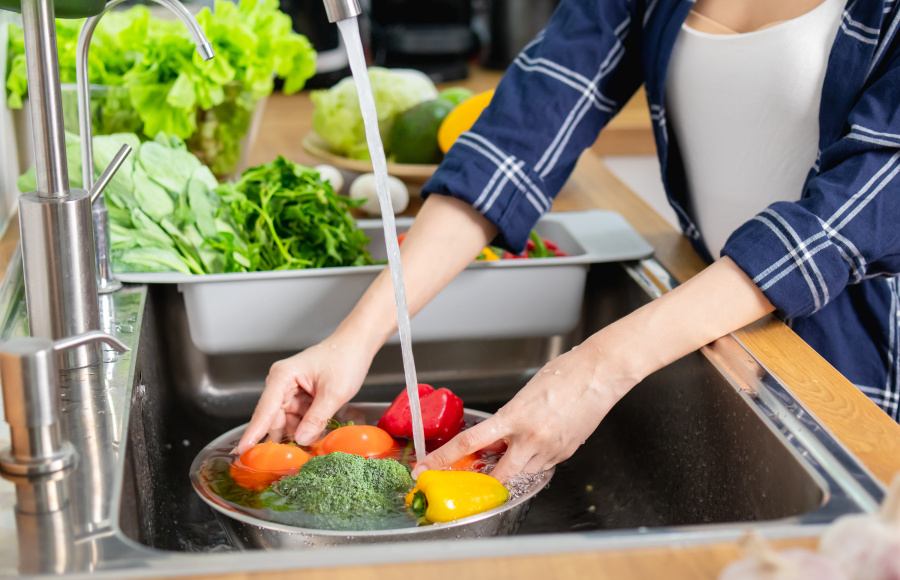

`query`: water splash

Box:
[337,17,426,461]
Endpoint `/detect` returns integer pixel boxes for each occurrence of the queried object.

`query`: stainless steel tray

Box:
[190,403,554,550]
[117,210,653,353]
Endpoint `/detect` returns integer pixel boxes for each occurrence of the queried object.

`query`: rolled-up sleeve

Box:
[722,58,900,319]
[421,0,643,252]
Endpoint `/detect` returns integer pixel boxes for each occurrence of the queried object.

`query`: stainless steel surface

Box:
[76,0,214,295]
[191,405,552,550]
[19,0,68,197]
[18,188,101,368]
[88,144,132,205]
[322,0,360,23]
[0,330,129,478]
[17,0,104,369]
[0,258,889,578]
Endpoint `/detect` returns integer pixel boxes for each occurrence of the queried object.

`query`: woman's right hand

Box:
[234,333,374,454]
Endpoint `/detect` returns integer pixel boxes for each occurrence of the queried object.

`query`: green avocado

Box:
[390,98,456,165]
[438,87,475,106]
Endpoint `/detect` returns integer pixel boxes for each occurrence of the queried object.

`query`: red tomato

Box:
[229,442,310,491]
[322,425,396,458]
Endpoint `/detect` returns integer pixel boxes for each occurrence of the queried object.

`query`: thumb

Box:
[293,392,342,446]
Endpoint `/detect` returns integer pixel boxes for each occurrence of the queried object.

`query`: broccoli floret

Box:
[270,452,414,521]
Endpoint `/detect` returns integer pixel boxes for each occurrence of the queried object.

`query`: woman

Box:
[237,0,900,482]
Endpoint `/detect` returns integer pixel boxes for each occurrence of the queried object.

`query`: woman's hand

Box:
[234,332,374,454]
[413,344,636,482]
[414,257,776,482]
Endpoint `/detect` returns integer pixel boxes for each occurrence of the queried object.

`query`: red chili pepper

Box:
[553,248,570,257]
[377,384,465,441]
[502,251,528,259]
[525,239,536,252]
[397,232,407,245]
[543,239,559,251]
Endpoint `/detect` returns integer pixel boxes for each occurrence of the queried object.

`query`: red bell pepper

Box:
[378,384,465,441]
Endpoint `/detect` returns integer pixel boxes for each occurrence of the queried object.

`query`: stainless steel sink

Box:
[0,257,887,577]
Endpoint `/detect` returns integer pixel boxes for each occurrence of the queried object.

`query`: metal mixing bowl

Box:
[190,403,554,550]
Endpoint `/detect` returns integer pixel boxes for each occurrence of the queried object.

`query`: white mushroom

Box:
[314,164,344,194]
[348,172,409,216]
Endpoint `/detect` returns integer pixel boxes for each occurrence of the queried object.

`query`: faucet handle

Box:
[89,144,131,205]
[0,331,128,477]
[52,330,129,355]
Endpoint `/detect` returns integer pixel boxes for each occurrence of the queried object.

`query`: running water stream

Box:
[337,17,427,462]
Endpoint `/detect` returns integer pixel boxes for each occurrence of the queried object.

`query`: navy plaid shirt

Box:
[422,0,900,420]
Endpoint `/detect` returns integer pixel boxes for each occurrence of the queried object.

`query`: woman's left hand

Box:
[413,257,776,482]
[412,342,635,482]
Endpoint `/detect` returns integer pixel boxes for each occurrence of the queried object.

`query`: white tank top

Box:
[666,0,846,257]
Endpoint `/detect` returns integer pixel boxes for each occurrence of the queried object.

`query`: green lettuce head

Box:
[311,67,438,160]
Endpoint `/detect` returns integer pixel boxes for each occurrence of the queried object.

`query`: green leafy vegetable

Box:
[17,130,374,276]
[217,156,374,270]
[311,67,438,160]
[5,0,316,177]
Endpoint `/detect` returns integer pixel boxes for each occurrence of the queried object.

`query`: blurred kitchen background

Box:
[0,0,676,238]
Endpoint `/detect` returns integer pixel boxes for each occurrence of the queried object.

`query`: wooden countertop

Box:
[3,67,899,580]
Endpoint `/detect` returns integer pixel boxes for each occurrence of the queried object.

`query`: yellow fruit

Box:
[437,89,495,154]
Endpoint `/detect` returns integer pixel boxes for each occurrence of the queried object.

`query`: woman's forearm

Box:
[584,256,776,393]
[333,194,498,354]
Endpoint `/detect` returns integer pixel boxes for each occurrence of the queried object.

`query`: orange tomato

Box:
[229,442,310,491]
[321,425,396,458]
[450,454,484,471]
[307,438,327,456]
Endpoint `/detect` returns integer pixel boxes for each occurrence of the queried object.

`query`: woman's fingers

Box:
[266,410,287,444]
[235,388,289,453]
[412,419,505,477]
[293,390,342,445]
[488,446,535,483]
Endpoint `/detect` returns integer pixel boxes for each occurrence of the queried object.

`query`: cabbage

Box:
[311,67,438,160]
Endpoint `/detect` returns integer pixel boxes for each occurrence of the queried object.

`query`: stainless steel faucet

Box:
[323,0,361,22]
[17,0,104,369]
[76,0,215,294]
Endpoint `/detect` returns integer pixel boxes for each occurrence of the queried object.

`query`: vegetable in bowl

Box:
[4,0,317,178]
[265,452,415,528]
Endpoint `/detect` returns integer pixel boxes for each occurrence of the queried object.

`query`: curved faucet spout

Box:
[75,0,215,293]
[76,0,215,190]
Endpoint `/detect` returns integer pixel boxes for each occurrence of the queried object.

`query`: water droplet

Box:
[182,439,190,446]
[554,370,561,375]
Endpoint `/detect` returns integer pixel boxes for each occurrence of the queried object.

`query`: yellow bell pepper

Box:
[476,247,500,261]
[404,470,508,523]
